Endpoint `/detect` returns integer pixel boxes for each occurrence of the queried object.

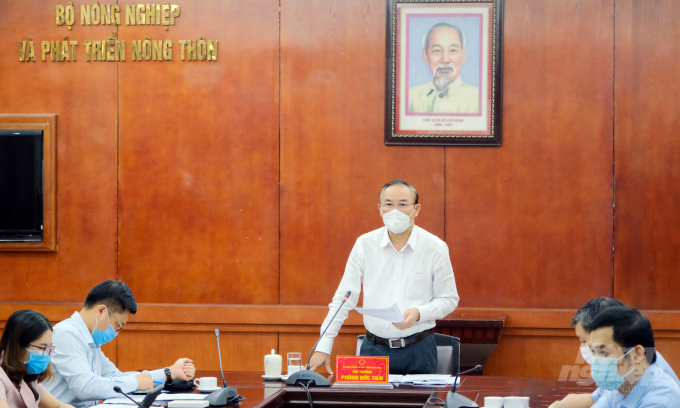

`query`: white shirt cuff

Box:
[416,305,431,323]
[147,369,168,384]
[315,337,334,356]
[122,375,141,392]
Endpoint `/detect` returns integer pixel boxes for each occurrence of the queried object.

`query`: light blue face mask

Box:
[24,350,50,374]
[92,310,118,346]
[591,348,636,391]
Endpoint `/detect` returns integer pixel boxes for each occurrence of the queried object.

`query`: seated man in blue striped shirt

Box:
[551,298,679,408]
[44,280,196,408]
[587,307,680,408]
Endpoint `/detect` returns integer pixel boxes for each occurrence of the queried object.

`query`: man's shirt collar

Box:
[380,225,419,251]
[619,364,663,407]
[70,311,96,346]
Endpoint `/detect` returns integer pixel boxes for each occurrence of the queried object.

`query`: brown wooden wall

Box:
[1,0,679,380]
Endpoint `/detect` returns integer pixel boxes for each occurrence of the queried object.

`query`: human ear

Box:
[632,345,646,364]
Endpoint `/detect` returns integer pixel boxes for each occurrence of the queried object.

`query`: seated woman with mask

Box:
[0,309,74,408]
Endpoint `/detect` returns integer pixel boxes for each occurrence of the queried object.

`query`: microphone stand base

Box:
[205,387,242,406]
[285,370,331,387]
[443,391,479,408]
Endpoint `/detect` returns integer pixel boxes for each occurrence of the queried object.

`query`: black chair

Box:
[434,333,460,375]
[356,333,460,375]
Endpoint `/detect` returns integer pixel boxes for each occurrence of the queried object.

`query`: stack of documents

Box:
[156,394,207,401]
[103,393,207,406]
[102,396,161,406]
[389,374,460,386]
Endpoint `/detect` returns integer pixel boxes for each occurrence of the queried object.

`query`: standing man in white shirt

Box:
[309,180,460,375]
[44,280,196,408]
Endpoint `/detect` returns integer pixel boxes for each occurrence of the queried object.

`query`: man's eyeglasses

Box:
[381,202,414,210]
[27,344,56,357]
[108,311,125,333]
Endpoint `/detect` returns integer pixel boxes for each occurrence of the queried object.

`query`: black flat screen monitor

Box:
[0,130,43,242]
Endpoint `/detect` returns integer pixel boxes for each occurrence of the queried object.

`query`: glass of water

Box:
[287,352,302,374]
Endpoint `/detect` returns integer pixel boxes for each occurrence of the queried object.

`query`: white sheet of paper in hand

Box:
[354,303,404,323]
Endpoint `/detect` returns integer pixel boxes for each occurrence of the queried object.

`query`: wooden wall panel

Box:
[655,338,680,374]
[0,1,117,299]
[613,0,680,310]
[279,0,446,306]
[484,333,582,379]
[117,0,280,305]
[445,0,615,309]
[117,330,277,373]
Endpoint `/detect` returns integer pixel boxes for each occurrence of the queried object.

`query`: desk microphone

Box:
[204,329,242,406]
[444,365,483,408]
[215,329,228,392]
[113,386,145,408]
[286,290,352,387]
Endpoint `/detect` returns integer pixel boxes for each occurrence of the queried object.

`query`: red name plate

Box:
[335,356,389,384]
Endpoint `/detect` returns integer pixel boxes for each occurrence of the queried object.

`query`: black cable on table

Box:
[300,380,314,408]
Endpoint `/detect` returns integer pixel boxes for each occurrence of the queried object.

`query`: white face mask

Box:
[580,346,593,365]
[381,208,415,234]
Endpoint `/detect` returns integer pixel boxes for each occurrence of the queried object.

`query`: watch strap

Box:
[164,367,173,384]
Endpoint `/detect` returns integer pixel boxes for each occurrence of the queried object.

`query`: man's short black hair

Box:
[379,180,419,205]
[571,297,626,331]
[589,306,656,364]
[84,280,137,314]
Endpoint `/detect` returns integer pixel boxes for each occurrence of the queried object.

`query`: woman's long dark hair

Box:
[0,309,55,387]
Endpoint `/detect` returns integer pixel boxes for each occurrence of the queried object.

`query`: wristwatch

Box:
[164,367,173,385]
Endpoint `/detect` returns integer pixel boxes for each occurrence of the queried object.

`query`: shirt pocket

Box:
[409,272,432,296]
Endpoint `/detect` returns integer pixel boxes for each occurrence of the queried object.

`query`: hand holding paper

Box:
[392,308,420,330]
[354,303,404,323]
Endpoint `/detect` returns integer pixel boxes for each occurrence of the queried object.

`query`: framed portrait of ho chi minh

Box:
[384,0,504,146]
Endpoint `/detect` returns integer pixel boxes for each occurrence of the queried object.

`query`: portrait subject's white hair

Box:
[422,23,466,50]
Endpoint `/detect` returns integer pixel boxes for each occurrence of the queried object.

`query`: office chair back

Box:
[356,333,460,375]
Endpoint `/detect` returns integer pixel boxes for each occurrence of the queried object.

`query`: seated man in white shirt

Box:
[309,180,460,375]
[587,307,680,407]
[44,280,196,408]
[551,298,680,408]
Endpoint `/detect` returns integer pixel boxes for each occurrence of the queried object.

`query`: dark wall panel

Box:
[446,0,615,309]
[614,0,680,310]
[0,1,117,299]
[117,0,281,305]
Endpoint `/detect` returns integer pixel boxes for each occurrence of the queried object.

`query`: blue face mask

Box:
[591,348,636,391]
[92,310,118,346]
[24,350,50,374]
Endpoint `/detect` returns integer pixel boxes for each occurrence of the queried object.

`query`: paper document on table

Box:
[103,396,159,406]
[401,374,459,385]
[156,394,208,401]
[388,374,403,383]
[354,303,404,323]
